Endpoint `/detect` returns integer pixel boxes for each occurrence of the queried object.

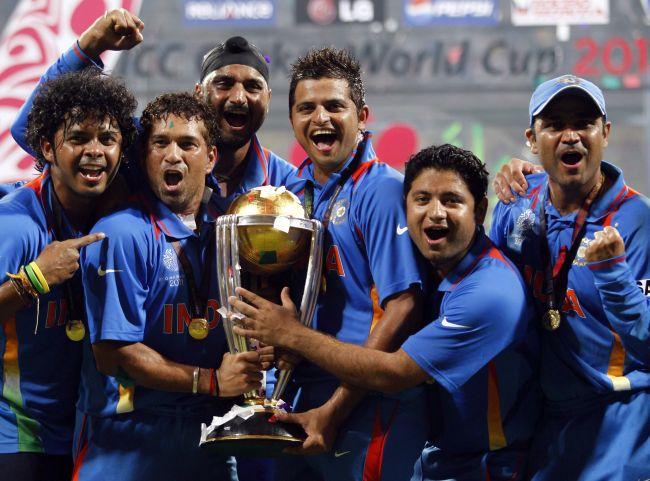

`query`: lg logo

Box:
[301,0,382,25]
[339,0,375,22]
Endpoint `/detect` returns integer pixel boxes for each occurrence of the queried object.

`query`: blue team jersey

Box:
[402,231,540,456]
[80,191,229,417]
[0,182,25,199]
[0,170,83,454]
[290,136,424,384]
[490,161,650,404]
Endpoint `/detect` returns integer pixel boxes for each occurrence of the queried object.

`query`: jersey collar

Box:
[541,161,628,223]
[30,165,81,239]
[140,189,197,240]
[438,227,490,292]
[208,134,269,196]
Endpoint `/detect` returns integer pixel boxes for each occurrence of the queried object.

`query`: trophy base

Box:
[200,405,305,457]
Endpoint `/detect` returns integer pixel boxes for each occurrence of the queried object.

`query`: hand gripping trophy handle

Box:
[271,219,323,401]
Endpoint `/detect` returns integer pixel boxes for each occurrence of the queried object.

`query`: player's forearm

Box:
[288,328,407,393]
[592,259,650,359]
[320,288,423,416]
[0,281,30,324]
[92,341,213,394]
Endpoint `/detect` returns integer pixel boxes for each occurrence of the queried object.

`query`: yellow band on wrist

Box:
[28,262,50,294]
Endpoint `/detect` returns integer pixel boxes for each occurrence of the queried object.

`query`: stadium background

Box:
[1,0,649,223]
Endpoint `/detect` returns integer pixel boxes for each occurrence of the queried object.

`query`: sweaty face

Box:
[144,115,216,214]
[527,94,610,192]
[406,168,486,277]
[290,78,368,180]
[42,116,122,204]
[198,64,270,149]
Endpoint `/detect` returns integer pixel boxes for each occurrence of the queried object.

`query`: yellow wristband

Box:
[28,262,50,294]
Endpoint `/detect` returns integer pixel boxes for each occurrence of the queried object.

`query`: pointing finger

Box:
[69,232,105,249]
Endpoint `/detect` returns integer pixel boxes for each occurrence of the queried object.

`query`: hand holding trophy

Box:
[200,186,323,456]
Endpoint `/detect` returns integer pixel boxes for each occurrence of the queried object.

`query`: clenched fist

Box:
[585,226,625,263]
[78,9,145,60]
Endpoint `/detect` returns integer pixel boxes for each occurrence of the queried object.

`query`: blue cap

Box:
[529,75,606,126]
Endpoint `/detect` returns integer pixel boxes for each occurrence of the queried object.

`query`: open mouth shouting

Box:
[223,108,249,131]
[560,150,584,168]
[163,168,185,194]
[310,129,338,154]
[78,163,107,185]
[424,225,450,246]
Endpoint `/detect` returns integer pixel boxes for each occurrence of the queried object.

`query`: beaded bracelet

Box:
[7,268,39,302]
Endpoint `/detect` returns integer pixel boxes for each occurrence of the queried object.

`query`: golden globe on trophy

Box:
[200,186,323,456]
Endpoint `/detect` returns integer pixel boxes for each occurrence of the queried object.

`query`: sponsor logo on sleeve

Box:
[636,278,650,296]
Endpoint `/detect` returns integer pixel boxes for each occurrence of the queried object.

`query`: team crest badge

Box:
[558,75,581,85]
[330,199,349,225]
[163,248,179,271]
[512,209,536,248]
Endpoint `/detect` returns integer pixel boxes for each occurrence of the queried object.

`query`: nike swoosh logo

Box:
[334,450,351,458]
[396,225,408,235]
[98,267,123,276]
[440,317,470,329]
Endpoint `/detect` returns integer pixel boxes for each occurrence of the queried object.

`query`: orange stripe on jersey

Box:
[116,384,135,414]
[606,332,631,391]
[362,401,399,481]
[351,158,378,185]
[2,317,20,403]
[369,286,384,333]
[486,361,507,451]
[71,438,89,481]
[24,172,46,196]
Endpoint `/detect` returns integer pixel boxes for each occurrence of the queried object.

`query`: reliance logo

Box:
[185,1,275,21]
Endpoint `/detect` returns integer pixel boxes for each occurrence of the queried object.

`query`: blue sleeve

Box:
[402,267,531,392]
[489,200,510,250]
[10,42,103,157]
[0,213,40,280]
[81,215,151,343]
[267,152,297,188]
[587,199,650,363]
[353,173,423,305]
[0,182,25,200]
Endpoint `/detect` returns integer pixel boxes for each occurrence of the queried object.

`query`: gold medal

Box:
[189,318,209,340]
[66,320,85,341]
[542,309,561,331]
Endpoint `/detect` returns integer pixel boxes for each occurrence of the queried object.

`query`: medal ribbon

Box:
[304,132,369,225]
[539,174,604,317]
[47,183,85,331]
[171,240,208,321]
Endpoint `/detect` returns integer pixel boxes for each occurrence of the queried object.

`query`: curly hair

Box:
[404,144,490,203]
[289,47,366,112]
[140,92,219,147]
[25,68,137,172]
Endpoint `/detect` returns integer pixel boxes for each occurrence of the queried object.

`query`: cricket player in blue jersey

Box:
[230,144,541,481]
[490,75,650,481]
[228,47,429,481]
[0,70,137,481]
[10,9,298,218]
[76,92,264,481]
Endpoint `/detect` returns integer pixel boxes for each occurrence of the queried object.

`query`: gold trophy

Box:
[200,186,323,456]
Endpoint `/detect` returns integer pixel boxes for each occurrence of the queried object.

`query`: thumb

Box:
[275,411,301,425]
[280,287,295,310]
